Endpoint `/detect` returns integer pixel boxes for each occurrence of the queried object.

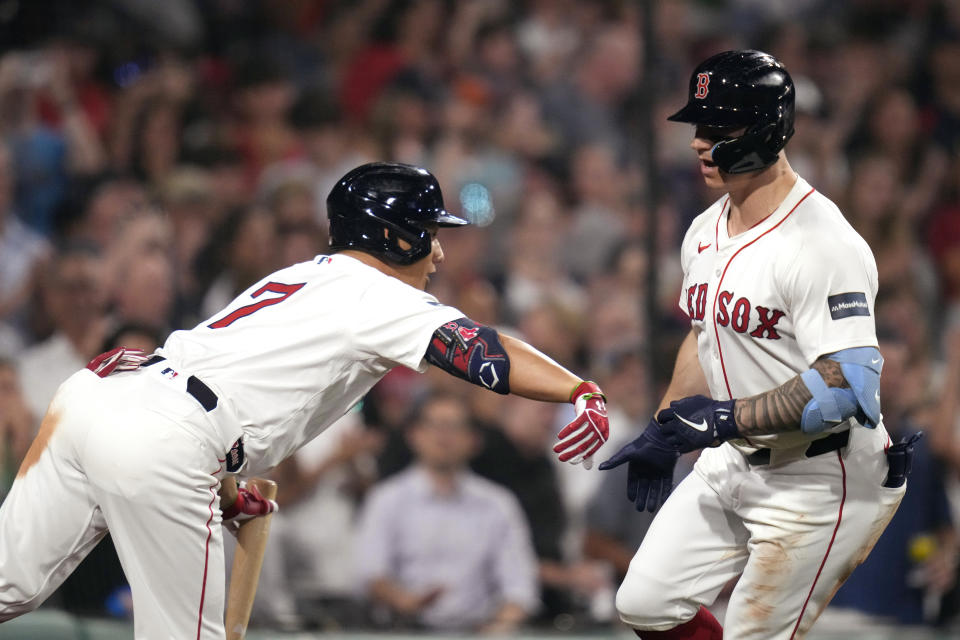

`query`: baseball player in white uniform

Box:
[599,51,918,639]
[0,162,610,638]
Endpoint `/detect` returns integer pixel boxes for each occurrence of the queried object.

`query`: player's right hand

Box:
[598,418,680,513]
[221,482,278,521]
[554,381,609,466]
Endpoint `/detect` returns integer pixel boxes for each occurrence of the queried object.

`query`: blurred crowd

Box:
[2,0,960,634]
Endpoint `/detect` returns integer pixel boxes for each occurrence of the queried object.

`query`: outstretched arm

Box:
[498,333,581,401]
[424,318,606,464]
[424,317,582,401]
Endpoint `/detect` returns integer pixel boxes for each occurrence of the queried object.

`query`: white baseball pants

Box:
[0,368,233,639]
[616,425,905,639]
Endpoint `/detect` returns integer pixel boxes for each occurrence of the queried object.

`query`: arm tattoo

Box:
[734,358,848,437]
[811,357,848,389]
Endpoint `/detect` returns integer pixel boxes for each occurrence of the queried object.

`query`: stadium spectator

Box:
[472,394,614,629]
[355,391,539,633]
[228,56,302,185]
[16,244,109,425]
[537,23,641,159]
[0,142,50,355]
[250,411,382,630]
[196,205,279,320]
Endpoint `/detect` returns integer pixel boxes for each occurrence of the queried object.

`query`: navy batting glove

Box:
[883,431,923,488]
[657,395,739,453]
[598,419,680,513]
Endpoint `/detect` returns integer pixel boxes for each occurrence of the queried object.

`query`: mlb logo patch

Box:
[828,292,870,320]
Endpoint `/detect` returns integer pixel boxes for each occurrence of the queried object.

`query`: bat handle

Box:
[225,477,278,640]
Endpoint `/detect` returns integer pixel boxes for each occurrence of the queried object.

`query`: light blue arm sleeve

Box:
[800,346,882,434]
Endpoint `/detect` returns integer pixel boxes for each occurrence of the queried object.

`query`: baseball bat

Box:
[225,477,278,640]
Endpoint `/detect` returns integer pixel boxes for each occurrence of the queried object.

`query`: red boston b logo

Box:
[695,73,710,99]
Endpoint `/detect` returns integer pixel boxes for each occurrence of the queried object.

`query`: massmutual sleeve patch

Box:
[828,292,870,320]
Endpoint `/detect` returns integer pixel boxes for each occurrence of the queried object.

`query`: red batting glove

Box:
[221,483,279,522]
[85,347,149,378]
[554,381,609,466]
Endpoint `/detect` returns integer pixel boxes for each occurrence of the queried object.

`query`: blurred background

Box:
[1,0,960,638]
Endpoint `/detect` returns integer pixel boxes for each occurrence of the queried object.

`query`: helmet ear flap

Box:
[385,223,432,265]
[328,212,431,265]
[711,120,789,174]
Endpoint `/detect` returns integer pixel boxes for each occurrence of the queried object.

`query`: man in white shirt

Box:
[0,162,610,639]
[17,245,109,424]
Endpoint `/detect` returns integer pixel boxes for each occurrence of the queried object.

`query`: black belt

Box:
[142,355,243,471]
[745,430,849,465]
[142,355,218,412]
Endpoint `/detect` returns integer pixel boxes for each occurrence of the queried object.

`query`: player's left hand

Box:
[657,395,739,453]
[221,482,279,522]
[554,381,609,466]
[598,418,679,512]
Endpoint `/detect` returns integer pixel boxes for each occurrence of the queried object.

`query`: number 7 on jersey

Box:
[208,282,306,329]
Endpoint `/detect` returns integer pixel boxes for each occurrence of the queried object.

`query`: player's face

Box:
[691,125,746,188]
[415,226,444,290]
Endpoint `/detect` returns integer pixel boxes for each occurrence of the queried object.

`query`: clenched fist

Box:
[221,481,278,521]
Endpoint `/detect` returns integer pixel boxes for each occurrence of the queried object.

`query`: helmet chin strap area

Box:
[383,224,432,265]
[710,121,789,174]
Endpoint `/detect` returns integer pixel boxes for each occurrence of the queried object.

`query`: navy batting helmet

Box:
[668,50,795,174]
[327,162,469,265]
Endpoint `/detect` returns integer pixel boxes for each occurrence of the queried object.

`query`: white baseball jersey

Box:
[0,253,464,638]
[677,175,879,452]
[161,254,464,473]
[616,175,904,640]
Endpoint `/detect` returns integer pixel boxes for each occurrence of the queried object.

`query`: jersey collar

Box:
[716,175,811,251]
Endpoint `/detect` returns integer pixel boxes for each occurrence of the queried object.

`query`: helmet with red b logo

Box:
[668,50,795,174]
